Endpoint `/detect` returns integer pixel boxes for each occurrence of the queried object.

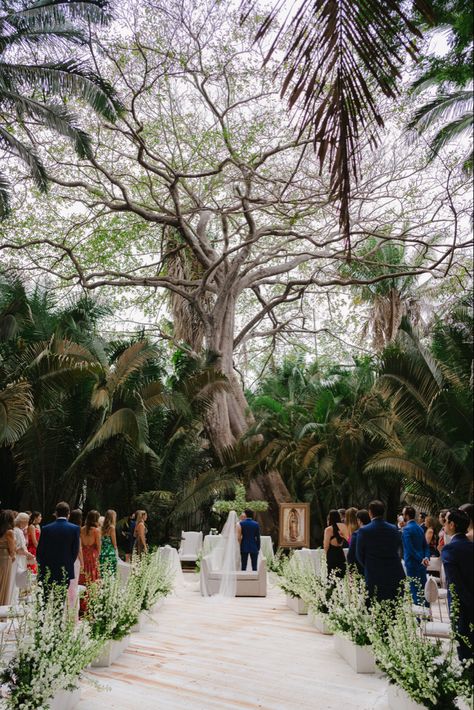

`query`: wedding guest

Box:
[345,507,358,544]
[123,512,136,562]
[441,508,473,661]
[133,510,148,555]
[356,500,405,602]
[323,510,347,578]
[438,509,450,552]
[13,513,35,600]
[100,509,118,575]
[27,511,42,574]
[79,510,101,614]
[36,501,80,586]
[347,509,370,574]
[424,516,440,557]
[459,503,473,542]
[402,506,430,605]
[338,508,346,524]
[419,511,428,532]
[0,510,16,605]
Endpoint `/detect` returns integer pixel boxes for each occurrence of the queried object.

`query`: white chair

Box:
[178,531,203,564]
[421,577,451,638]
[200,555,267,597]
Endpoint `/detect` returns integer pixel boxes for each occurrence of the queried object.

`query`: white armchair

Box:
[200,555,267,597]
[178,531,203,564]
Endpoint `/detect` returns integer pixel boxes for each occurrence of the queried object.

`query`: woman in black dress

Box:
[323,509,348,578]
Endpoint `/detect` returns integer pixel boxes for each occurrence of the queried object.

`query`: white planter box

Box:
[49,687,81,710]
[286,594,308,615]
[387,683,427,710]
[334,633,377,673]
[308,609,332,635]
[92,634,131,668]
[131,612,146,633]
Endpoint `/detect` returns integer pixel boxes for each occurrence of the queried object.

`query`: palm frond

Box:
[0,380,34,445]
[170,468,238,520]
[0,170,9,217]
[0,125,47,190]
[240,0,434,251]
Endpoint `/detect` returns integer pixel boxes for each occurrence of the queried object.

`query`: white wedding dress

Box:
[207,510,240,598]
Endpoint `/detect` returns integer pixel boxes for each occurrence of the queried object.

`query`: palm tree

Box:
[240,0,435,250]
[365,312,473,510]
[0,0,122,214]
[407,0,473,171]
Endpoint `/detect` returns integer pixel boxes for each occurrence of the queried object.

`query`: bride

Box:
[208,510,240,598]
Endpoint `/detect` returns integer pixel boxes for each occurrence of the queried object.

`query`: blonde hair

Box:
[134,510,147,533]
[345,507,358,537]
[102,509,117,536]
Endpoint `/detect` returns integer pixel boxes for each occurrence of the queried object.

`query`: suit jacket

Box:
[36,518,80,583]
[441,534,474,621]
[402,520,430,569]
[239,518,260,554]
[347,529,363,574]
[356,518,405,601]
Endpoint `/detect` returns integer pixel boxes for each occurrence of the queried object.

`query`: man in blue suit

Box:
[356,500,405,602]
[402,506,430,604]
[441,508,474,661]
[238,509,261,571]
[36,501,80,585]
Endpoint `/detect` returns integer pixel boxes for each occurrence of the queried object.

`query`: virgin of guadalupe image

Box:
[288,508,299,542]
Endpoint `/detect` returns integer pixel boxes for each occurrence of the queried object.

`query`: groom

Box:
[238,509,261,571]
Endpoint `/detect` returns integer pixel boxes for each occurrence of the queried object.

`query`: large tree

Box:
[0,0,470,527]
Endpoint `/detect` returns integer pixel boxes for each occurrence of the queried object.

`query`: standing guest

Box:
[133,510,148,555]
[100,509,118,575]
[437,509,450,552]
[122,512,136,562]
[424,516,440,557]
[419,512,428,532]
[338,508,346,524]
[27,511,42,574]
[402,506,430,604]
[347,509,370,574]
[323,510,348,579]
[79,510,101,587]
[356,500,405,602]
[13,513,35,600]
[441,509,473,661]
[345,507,358,544]
[237,509,261,571]
[36,502,80,586]
[0,510,16,605]
[459,503,473,542]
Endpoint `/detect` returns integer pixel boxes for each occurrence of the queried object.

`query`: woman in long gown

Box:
[79,510,101,614]
[0,510,17,605]
[323,509,348,579]
[99,509,118,575]
[27,511,41,574]
[133,510,148,556]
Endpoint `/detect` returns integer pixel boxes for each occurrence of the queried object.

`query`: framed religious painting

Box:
[278,503,310,548]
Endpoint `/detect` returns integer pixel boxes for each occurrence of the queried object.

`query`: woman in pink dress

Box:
[27,511,42,574]
[79,510,101,614]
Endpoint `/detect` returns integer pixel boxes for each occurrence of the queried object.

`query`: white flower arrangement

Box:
[276,554,317,600]
[0,583,102,710]
[368,587,473,710]
[85,565,142,641]
[326,572,372,647]
[130,552,174,612]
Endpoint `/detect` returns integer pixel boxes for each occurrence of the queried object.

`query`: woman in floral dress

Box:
[27,511,42,574]
[79,510,101,613]
[99,509,118,575]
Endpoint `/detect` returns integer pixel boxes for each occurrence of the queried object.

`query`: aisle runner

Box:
[78,575,389,710]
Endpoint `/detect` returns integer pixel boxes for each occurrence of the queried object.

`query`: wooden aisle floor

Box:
[78,573,390,710]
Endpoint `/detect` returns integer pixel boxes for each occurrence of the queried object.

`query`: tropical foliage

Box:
[0,0,121,214]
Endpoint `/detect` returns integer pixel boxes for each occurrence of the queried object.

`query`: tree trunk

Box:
[205,291,291,537]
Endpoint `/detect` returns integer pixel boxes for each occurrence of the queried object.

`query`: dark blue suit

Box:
[36,518,80,584]
[402,520,430,604]
[239,518,260,571]
[347,529,363,574]
[356,517,405,601]
[441,534,474,661]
